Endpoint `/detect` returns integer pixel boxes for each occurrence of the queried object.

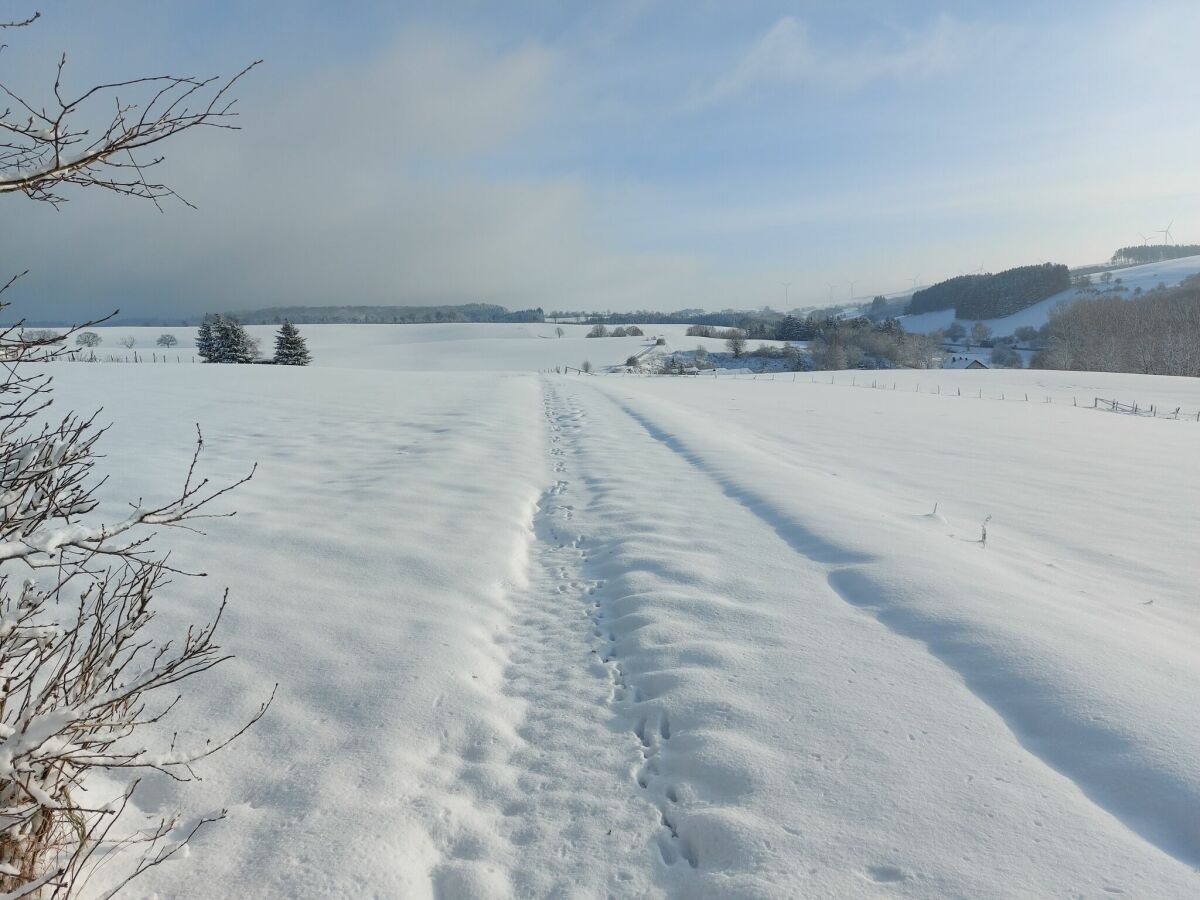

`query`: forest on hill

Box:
[908,263,1071,320]
[1110,244,1200,266]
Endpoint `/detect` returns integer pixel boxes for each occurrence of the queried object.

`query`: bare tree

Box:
[119,335,136,349]
[74,331,101,347]
[156,333,178,348]
[0,15,259,208]
[0,14,266,897]
[725,331,747,358]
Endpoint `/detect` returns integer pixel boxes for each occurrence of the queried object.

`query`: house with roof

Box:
[943,355,988,369]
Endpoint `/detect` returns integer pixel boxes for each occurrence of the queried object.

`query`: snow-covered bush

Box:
[0,14,265,895]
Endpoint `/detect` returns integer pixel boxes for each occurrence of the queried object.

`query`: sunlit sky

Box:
[5,1,1200,320]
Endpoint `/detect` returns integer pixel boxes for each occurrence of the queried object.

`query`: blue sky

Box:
[5,1,1200,319]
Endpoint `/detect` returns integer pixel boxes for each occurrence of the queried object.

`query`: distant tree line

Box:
[908,263,1070,320]
[1110,244,1200,266]
[1031,276,1200,376]
[187,304,544,326]
[554,307,852,333]
[550,308,706,325]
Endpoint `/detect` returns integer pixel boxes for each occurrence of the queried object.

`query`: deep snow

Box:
[37,332,1200,898]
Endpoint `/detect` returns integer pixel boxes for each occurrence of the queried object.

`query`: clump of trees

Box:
[273,320,311,365]
[909,263,1070,319]
[1031,277,1200,375]
[990,343,1023,368]
[197,314,258,363]
[586,324,643,338]
[808,319,937,370]
[0,12,268,897]
[686,324,751,340]
[1111,244,1200,266]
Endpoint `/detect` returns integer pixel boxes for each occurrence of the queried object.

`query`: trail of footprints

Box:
[539,382,698,871]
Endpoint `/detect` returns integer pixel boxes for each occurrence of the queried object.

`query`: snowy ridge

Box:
[899,253,1200,336]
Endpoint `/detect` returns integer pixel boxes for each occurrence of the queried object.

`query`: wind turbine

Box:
[781,281,792,308]
[826,283,837,303]
[910,274,921,291]
[1156,221,1175,245]
[848,280,858,301]
[1138,232,1150,246]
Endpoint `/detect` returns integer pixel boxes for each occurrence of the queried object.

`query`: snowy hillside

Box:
[41,335,1200,898]
[900,254,1200,336]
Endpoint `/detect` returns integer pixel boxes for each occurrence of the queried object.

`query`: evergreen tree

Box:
[203,315,253,363]
[216,316,254,363]
[196,316,217,362]
[273,320,311,366]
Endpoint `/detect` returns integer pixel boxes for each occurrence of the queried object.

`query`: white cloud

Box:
[692,14,985,107]
[4,26,718,320]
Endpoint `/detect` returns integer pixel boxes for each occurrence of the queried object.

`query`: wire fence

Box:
[50,350,197,364]
[562,367,1200,422]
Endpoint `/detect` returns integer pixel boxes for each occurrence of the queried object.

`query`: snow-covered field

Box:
[900,254,1200,337]
[45,322,756,372]
[45,330,1200,898]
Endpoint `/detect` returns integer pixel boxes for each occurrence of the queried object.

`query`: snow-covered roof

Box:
[943,356,988,369]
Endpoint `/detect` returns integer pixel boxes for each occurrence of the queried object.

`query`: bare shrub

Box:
[0,13,266,896]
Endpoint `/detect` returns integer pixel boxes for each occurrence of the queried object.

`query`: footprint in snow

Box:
[864,865,907,883]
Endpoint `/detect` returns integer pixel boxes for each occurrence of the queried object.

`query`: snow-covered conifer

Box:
[273,320,311,365]
[215,316,254,363]
[196,317,217,362]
